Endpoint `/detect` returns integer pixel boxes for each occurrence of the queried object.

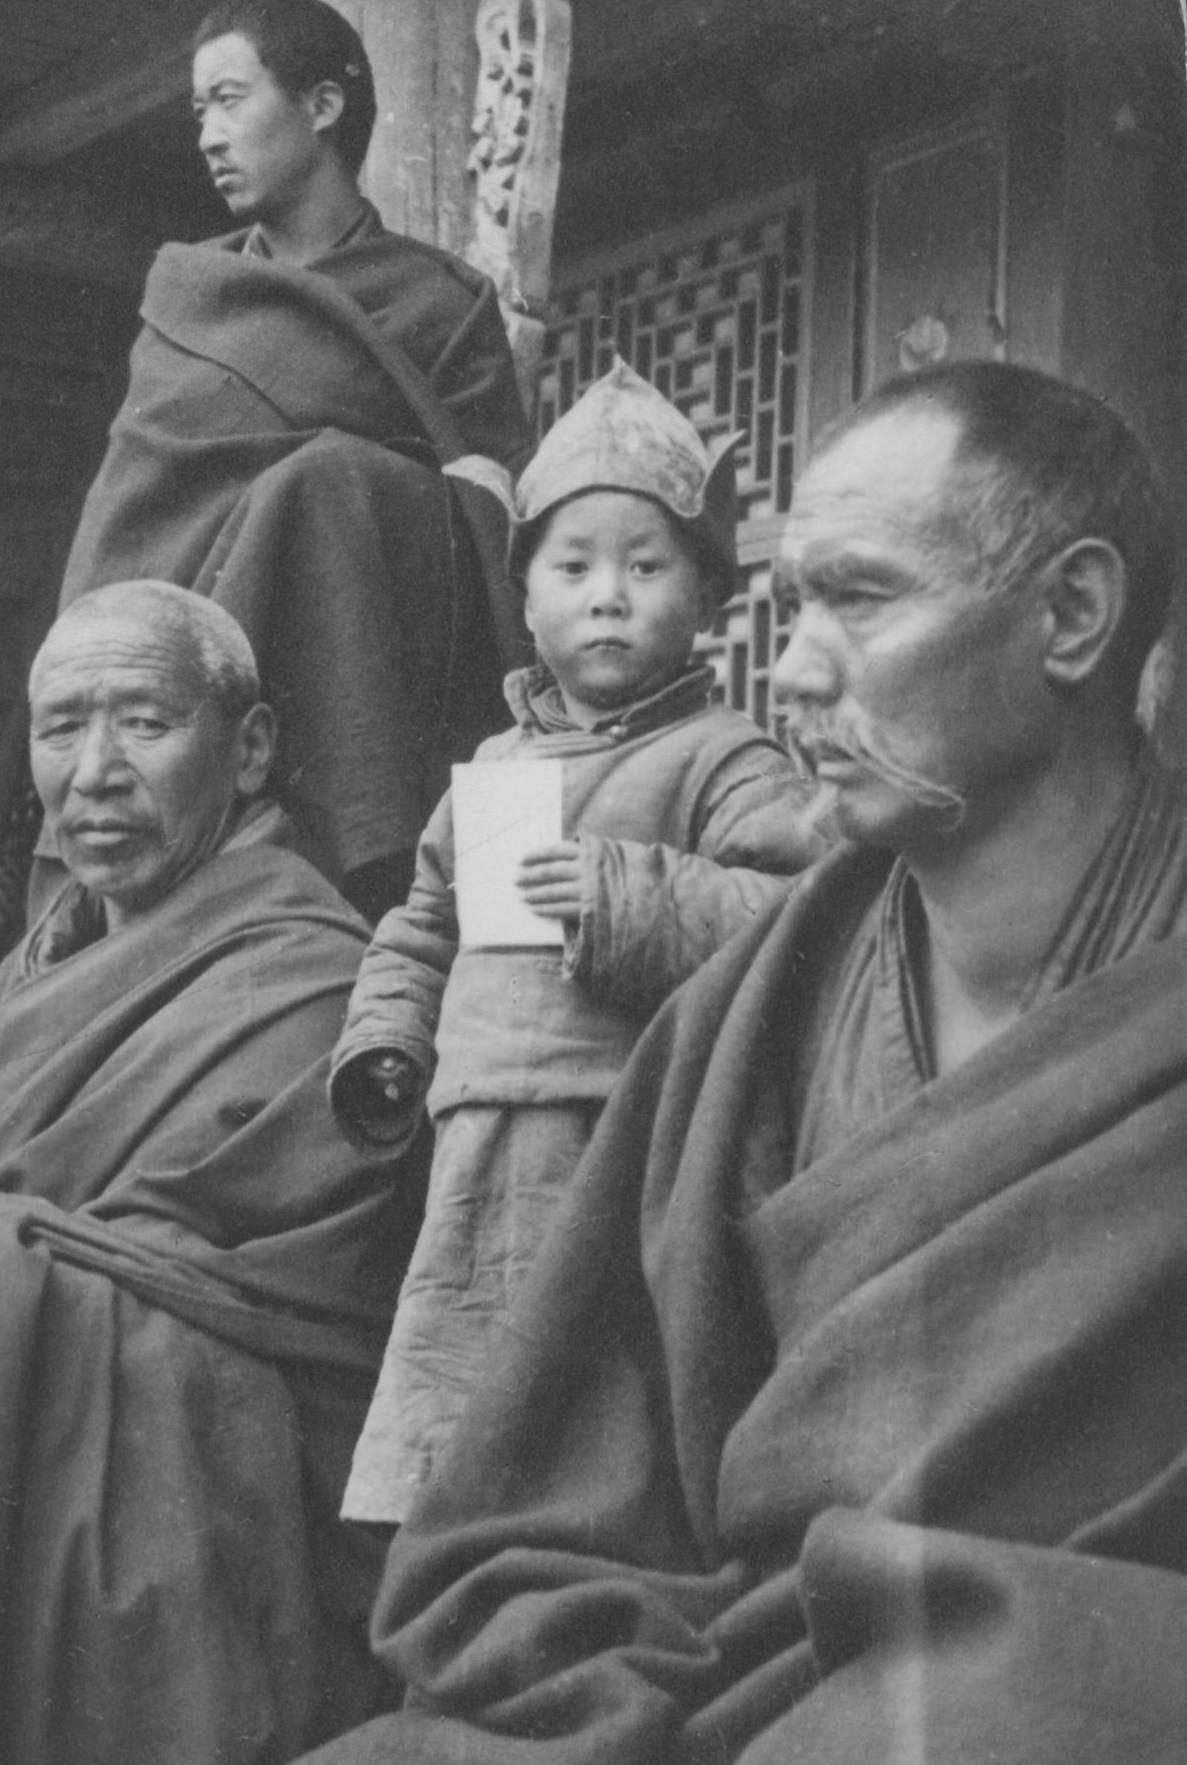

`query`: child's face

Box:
[524,491,710,725]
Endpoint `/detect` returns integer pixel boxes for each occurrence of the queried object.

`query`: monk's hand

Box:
[364,1051,422,1107]
[517,840,583,922]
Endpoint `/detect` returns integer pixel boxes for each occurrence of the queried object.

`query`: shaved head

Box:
[32,582,261,723]
[29,580,275,924]
[808,362,1174,704]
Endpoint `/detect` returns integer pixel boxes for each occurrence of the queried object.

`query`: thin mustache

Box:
[66,820,143,834]
[785,716,863,760]
[786,714,968,821]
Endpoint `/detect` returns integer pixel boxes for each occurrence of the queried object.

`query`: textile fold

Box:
[0,838,426,1764]
[302,828,1187,1762]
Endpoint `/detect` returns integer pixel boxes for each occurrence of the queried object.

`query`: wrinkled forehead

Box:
[781,405,964,570]
[30,611,208,707]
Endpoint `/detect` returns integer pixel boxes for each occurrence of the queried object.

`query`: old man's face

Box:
[30,611,268,926]
[773,405,1054,856]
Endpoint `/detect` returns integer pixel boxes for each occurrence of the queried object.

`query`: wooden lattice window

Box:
[538,184,814,735]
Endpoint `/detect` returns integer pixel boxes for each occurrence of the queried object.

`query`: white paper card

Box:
[452,760,565,948]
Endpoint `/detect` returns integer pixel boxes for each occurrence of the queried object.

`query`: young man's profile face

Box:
[773,406,1054,855]
[192,32,325,225]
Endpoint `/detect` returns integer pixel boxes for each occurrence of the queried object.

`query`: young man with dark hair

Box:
[50,0,530,923]
[301,364,1187,1765]
[194,0,378,179]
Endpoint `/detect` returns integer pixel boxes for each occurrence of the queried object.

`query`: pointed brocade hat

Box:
[509,358,742,602]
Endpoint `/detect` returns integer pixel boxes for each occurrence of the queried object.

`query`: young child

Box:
[330,359,821,1523]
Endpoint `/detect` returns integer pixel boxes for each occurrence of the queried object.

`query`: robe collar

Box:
[21,800,298,976]
[502,661,716,744]
[882,748,1187,1083]
[239,198,380,261]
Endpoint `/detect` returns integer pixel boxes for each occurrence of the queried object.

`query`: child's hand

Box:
[364,1051,422,1106]
[517,840,582,922]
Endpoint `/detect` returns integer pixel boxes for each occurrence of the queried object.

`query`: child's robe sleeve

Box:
[567,743,825,1016]
[328,791,460,1142]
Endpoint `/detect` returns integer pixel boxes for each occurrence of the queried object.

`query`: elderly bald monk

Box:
[0,581,421,1765]
[300,363,1187,1765]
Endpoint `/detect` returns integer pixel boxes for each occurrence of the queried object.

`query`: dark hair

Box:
[822,361,1176,701]
[195,0,376,175]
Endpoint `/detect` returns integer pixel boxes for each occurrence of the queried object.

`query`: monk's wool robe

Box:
[57,204,530,889]
[0,809,425,1765]
[301,759,1187,1765]
[329,662,819,1524]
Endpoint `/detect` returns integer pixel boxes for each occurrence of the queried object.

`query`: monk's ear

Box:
[307,80,346,137]
[233,703,277,800]
[1040,538,1126,687]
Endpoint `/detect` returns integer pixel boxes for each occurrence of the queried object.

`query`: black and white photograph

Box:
[0,1,1185,1759]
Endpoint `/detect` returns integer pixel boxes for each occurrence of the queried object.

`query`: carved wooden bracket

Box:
[466,0,572,409]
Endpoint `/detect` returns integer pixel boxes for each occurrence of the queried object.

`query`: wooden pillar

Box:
[331,0,478,257]
[333,0,572,409]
